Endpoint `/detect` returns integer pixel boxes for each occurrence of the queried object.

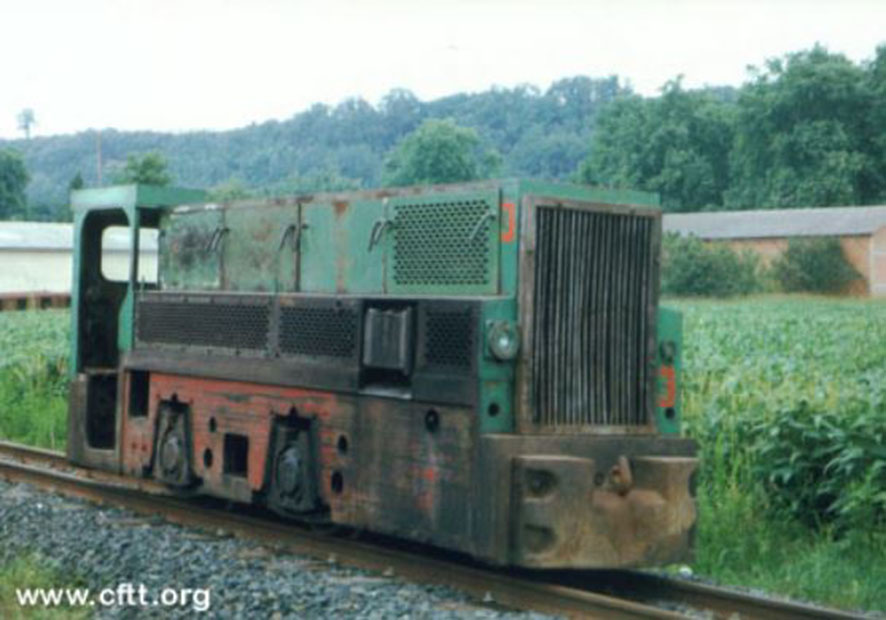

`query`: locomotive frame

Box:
[67,180,696,568]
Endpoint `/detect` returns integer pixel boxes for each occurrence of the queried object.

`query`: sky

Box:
[1,0,884,140]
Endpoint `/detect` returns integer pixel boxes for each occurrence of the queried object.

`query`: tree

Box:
[115,151,172,186]
[16,109,36,140]
[579,80,735,211]
[725,45,877,208]
[382,119,499,187]
[507,127,587,178]
[208,176,250,202]
[863,44,886,203]
[378,88,424,148]
[69,171,84,192]
[261,169,362,197]
[0,149,29,219]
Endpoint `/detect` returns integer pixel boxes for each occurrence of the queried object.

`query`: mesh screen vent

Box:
[424,308,474,369]
[137,301,269,351]
[392,199,492,286]
[279,306,358,359]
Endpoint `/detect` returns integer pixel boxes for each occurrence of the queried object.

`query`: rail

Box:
[0,441,864,619]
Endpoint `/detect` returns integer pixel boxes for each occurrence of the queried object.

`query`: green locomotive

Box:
[67,179,695,568]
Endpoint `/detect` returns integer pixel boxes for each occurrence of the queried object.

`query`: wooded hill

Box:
[1,76,623,219]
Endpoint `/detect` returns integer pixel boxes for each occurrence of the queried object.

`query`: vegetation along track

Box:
[0,440,865,619]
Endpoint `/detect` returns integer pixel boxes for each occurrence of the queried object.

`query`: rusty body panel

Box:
[120,373,338,501]
[116,369,695,567]
[474,435,696,567]
[118,371,477,550]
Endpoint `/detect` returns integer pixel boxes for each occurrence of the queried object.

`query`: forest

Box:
[0,44,884,221]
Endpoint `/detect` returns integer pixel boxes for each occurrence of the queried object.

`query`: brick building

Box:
[663,206,886,296]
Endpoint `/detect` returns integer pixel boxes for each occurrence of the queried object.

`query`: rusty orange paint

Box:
[501,202,516,242]
[658,365,676,408]
[120,372,347,498]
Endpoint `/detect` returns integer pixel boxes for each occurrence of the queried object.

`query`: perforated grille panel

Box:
[392,198,494,287]
[531,207,657,427]
[423,307,474,369]
[137,298,270,351]
[279,305,358,359]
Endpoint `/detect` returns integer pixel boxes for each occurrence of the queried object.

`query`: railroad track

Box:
[0,440,865,619]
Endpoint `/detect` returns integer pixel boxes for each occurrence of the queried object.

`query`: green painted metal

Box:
[160,209,223,290]
[71,184,206,212]
[299,200,386,293]
[477,297,518,432]
[69,184,207,378]
[386,190,501,295]
[517,178,660,208]
[498,180,521,297]
[223,203,299,292]
[655,306,683,434]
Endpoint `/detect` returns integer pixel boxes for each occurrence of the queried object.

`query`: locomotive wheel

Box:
[275,445,305,500]
[154,401,195,488]
[266,423,321,518]
[159,431,185,480]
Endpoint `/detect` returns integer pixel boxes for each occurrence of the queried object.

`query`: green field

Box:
[0,310,69,450]
[673,297,886,612]
[0,300,884,611]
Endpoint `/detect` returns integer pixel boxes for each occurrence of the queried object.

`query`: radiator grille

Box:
[531,207,656,427]
[137,299,270,352]
[392,199,492,286]
[423,307,474,369]
[279,306,358,359]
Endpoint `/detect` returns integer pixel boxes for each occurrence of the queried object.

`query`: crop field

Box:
[672,297,886,612]
[0,299,884,611]
[0,310,69,450]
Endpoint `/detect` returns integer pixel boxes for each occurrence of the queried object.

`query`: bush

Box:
[772,237,861,294]
[751,399,886,530]
[662,233,761,297]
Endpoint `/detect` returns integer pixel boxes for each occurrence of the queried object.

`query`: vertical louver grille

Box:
[531,207,656,427]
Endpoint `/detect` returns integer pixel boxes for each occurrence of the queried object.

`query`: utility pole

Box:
[96,130,103,185]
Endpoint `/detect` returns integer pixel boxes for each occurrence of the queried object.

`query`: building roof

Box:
[663,205,886,240]
[0,222,157,251]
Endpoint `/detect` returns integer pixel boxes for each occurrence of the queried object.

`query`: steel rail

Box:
[0,442,866,619]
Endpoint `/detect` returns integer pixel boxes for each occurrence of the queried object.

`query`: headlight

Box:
[487,321,520,361]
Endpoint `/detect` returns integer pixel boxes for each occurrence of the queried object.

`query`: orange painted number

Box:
[501,202,516,243]
[659,365,676,408]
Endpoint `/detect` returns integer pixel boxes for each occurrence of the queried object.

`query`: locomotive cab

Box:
[67,180,697,569]
[67,185,205,471]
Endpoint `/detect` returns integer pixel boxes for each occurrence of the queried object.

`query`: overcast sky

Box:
[1,0,884,140]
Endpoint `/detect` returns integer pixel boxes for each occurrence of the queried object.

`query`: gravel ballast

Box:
[0,479,554,618]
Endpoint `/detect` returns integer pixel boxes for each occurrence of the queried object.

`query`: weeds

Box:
[675,297,886,611]
[0,311,70,450]
[0,553,89,619]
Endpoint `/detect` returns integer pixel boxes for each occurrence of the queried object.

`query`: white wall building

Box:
[0,222,158,294]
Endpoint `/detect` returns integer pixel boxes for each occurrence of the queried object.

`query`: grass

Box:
[1,302,885,611]
[0,310,69,450]
[0,554,89,619]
